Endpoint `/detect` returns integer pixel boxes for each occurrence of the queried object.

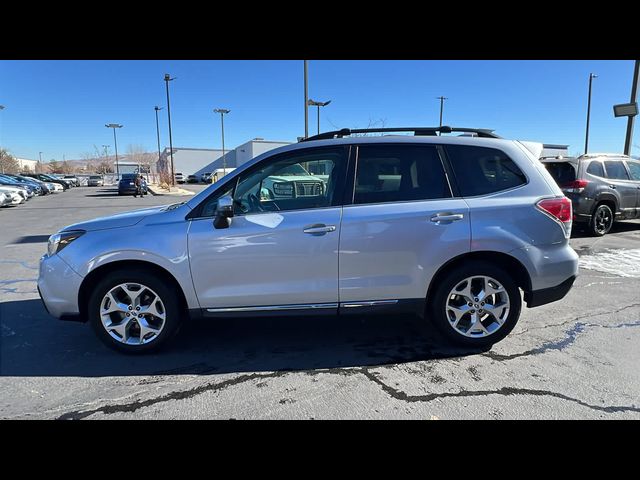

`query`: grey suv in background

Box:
[39,126,578,353]
[541,153,640,236]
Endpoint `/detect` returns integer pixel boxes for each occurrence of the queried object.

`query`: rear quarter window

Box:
[626,161,640,180]
[445,145,527,196]
[586,161,605,177]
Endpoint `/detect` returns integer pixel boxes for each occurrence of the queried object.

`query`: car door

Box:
[187,146,349,312]
[625,160,640,217]
[339,143,470,306]
[604,160,637,218]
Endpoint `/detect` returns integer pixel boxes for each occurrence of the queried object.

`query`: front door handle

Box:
[303,224,336,235]
[430,213,464,223]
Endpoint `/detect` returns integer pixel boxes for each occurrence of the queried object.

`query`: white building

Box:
[158,138,291,178]
[15,158,38,172]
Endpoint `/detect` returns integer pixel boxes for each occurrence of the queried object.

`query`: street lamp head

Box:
[105,123,123,129]
[155,106,164,111]
[308,99,331,107]
[590,73,598,79]
[0,105,5,110]
[214,108,230,115]
[164,74,175,81]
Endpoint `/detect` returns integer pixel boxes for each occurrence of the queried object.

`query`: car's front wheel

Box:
[429,261,522,348]
[88,269,182,353]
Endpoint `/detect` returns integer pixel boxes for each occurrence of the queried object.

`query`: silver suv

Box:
[38,126,579,353]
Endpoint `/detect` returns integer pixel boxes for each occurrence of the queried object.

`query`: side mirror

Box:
[213,195,234,229]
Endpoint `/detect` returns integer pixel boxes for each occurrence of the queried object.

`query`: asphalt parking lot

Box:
[1,185,639,419]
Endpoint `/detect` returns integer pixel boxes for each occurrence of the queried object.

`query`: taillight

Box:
[537,197,573,238]
[562,179,589,193]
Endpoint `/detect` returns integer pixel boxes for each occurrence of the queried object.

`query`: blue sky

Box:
[0,60,637,161]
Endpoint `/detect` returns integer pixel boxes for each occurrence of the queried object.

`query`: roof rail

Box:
[300,126,501,142]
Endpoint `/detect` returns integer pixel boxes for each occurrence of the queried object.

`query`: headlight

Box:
[47,230,85,256]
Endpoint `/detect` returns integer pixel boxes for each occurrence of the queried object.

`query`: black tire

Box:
[428,261,522,348]
[87,269,183,353]
[589,203,614,237]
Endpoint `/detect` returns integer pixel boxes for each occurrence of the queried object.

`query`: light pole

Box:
[154,106,163,175]
[214,109,230,176]
[304,60,309,139]
[0,105,5,174]
[39,151,43,162]
[584,73,598,155]
[164,74,176,186]
[102,144,110,159]
[624,61,639,157]
[437,96,448,133]
[105,124,123,179]
[307,99,331,135]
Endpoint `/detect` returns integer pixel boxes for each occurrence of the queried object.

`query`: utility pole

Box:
[624,61,640,156]
[304,60,309,139]
[154,106,164,173]
[214,109,230,176]
[437,96,448,134]
[584,73,598,155]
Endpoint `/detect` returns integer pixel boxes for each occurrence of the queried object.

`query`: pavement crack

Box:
[485,304,640,361]
[511,302,640,337]
[357,370,640,414]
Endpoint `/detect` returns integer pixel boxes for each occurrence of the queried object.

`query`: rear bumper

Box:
[525,275,576,308]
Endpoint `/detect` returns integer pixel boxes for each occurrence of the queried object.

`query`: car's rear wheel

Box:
[590,203,614,237]
[88,269,182,353]
[429,261,522,348]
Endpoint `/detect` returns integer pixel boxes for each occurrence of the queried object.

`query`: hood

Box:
[0,185,24,194]
[62,205,169,233]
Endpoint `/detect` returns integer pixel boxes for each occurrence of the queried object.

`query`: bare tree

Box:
[35,160,45,173]
[0,148,20,173]
[48,160,62,173]
[127,144,154,176]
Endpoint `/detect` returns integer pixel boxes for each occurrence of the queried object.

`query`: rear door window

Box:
[445,145,527,196]
[353,145,451,204]
[586,161,605,177]
[604,161,630,180]
[626,161,640,181]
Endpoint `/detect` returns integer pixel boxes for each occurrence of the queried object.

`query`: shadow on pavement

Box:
[83,188,122,198]
[0,299,484,377]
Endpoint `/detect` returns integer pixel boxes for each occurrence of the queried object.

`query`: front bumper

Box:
[38,253,84,320]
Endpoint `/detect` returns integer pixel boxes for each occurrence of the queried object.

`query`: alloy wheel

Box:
[445,275,510,338]
[100,282,166,345]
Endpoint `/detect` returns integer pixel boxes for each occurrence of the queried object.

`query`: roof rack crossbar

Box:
[300,126,500,142]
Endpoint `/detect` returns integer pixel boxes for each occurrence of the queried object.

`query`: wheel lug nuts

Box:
[468,302,473,307]
[470,310,475,314]
[136,306,140,311]
[481,302,485,306]
[474,298,479,302]
[128,305,132,310]
[126,312,130,317]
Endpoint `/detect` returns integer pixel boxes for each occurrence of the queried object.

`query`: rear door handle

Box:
[430,213,464,223]
[303,224,336,235]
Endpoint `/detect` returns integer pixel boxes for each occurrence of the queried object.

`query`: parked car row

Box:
[0,173,68,208]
